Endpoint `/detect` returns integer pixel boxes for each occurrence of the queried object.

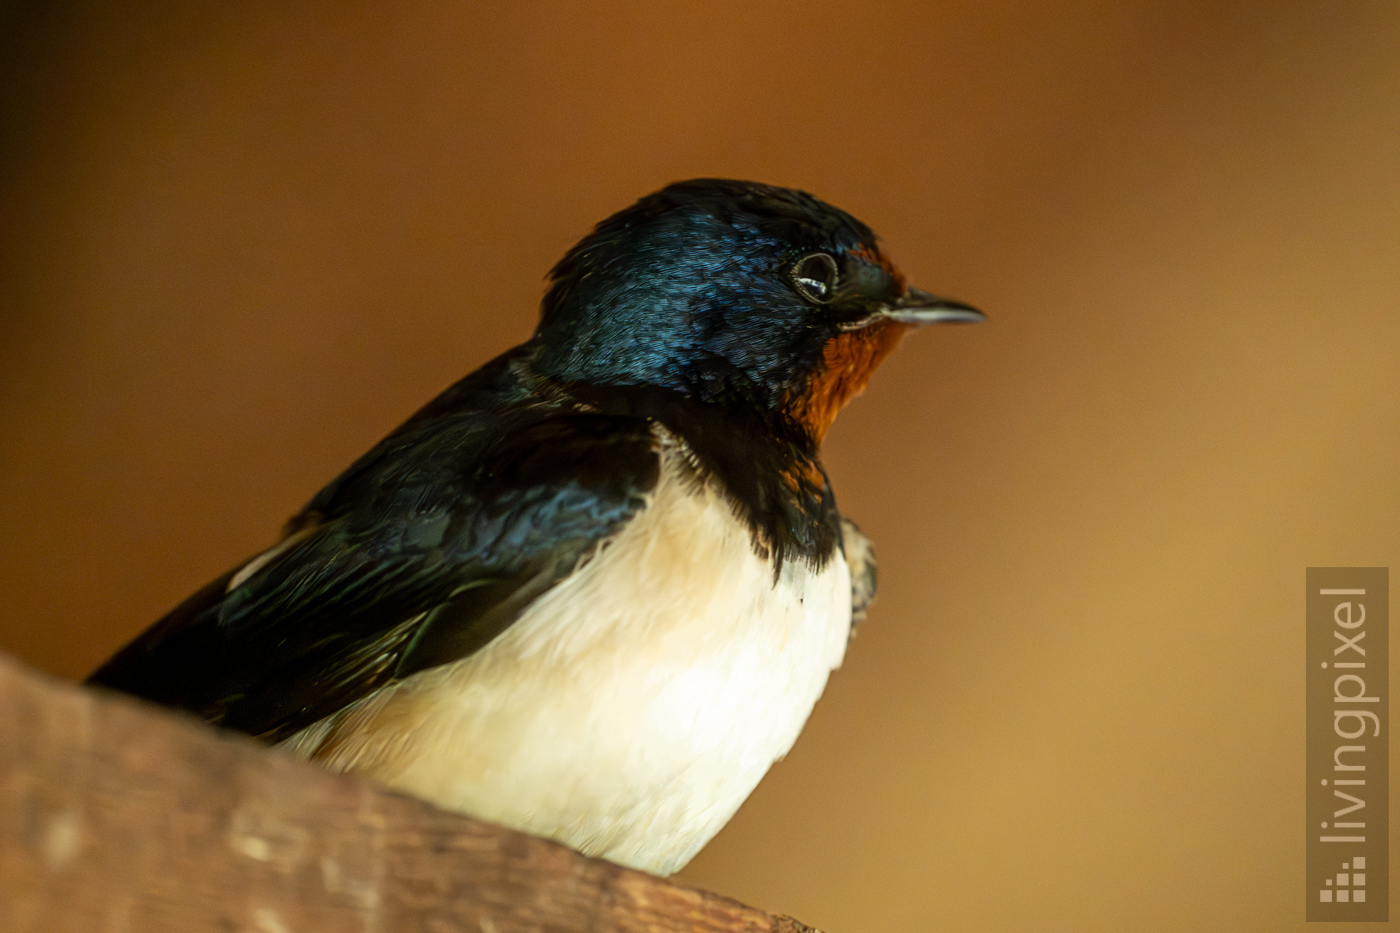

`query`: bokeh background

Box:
[3,2,1397,930]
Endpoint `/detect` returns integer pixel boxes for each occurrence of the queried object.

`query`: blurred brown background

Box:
[2,2,1397,930]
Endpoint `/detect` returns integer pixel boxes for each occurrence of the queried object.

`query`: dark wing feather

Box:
[88,362,660,742]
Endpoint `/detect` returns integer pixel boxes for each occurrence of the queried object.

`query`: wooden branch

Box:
[0,653,820,933]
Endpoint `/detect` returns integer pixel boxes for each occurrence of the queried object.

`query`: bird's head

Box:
[533,179,982,444]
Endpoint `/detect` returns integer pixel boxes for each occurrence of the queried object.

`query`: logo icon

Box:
[1319,856,1367,903]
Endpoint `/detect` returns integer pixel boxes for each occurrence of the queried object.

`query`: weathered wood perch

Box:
[0,652,820,933]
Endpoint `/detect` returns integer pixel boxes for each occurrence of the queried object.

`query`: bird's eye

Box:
[791,253,839,304]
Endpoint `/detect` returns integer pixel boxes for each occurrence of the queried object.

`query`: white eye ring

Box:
[791,253,839,304]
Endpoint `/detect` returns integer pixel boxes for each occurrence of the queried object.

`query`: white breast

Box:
[282,435,852,876]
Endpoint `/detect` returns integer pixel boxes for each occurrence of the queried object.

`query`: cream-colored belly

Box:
[281,448,851,876]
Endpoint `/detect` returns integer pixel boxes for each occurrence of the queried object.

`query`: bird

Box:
[87,178,982,876]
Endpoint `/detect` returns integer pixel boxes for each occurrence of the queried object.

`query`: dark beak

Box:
[885,287,985,325]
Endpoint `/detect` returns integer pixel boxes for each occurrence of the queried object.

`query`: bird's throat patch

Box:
[789,320,911,442]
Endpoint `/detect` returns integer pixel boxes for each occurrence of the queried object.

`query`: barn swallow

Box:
[87,179,982,875]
